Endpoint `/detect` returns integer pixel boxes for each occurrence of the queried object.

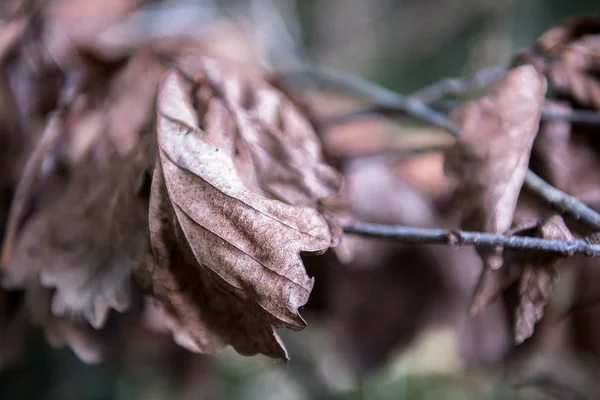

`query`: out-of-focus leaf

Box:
[0,110,63,270]
[102,49,165,154]
[445,65,545,290]
[528,17,600,109]
[5,137,151,329]
[24,281,105,364]
[0,15,28,61]
[137,58,341,360]
[468,216,573,343]
[514,216,573,344]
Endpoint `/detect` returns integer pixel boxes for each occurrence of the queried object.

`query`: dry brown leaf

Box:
[42,0,144,63]
[4,137,151,329]
[0,15,28,61]
[469,218,543,315]
[188,56,342,207]
[546,63,600,109]
[102,49,166,154]
[514,216,573,343]
[24,281,105,364]
[536,17,600,72]
[468,216,572,343]
[527,17,600,109]
[137,60,341,360]
[445,65,546,273]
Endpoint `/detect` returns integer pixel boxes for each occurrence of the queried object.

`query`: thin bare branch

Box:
[341,145,449,163]
[523,170,600,230]
[541,106,600,125]
[296,66,460,136]
[317,102,600,128]
[343,221,600,256]
[301,66,600,231]
[410,64,508,103]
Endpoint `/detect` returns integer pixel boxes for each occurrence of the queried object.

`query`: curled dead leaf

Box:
[445,65,546,273]
[137,58,341,360]
[514,216,574,344]
[468,216,573,343]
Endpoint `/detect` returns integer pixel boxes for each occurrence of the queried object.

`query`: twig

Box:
[341,145,449,163]
[302,66,600,231]
[317,102,600,128]
[343,221,600,256]
[296,66,460,136]
[541,106,600,125]
[315,105,393,128]
[410,64,507,103]
[523,170,600,230]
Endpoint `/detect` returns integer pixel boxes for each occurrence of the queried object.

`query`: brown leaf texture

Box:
[514,216,574,344]
[183,56,342,208]
[468,216,573,343]
[445,65,546,272]
[137,61,341,360]
[4,137,151,329]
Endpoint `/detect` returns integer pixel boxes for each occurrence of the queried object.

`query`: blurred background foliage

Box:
[2,0,600,399]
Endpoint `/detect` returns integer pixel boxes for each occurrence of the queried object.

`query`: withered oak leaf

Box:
[468,216,573,343]
[445,65,546,272]
[514,216,573,344]
[137,61,340,360]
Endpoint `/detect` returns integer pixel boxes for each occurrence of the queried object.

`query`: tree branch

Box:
[340,145,450,163]
[410,64,507,103]
[301,66,600,231]
[541,106,600,125]
[343,221,600,256]
[523,170,600,230]
[298,66,460,136]
[317,103,600,128]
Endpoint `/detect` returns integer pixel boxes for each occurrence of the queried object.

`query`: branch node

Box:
[445,230,463,247]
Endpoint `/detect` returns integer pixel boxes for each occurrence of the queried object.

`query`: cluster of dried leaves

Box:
[0,0,341,366]
[314,16,600,375]
[2,1,600,387]
[447,18,600,348]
